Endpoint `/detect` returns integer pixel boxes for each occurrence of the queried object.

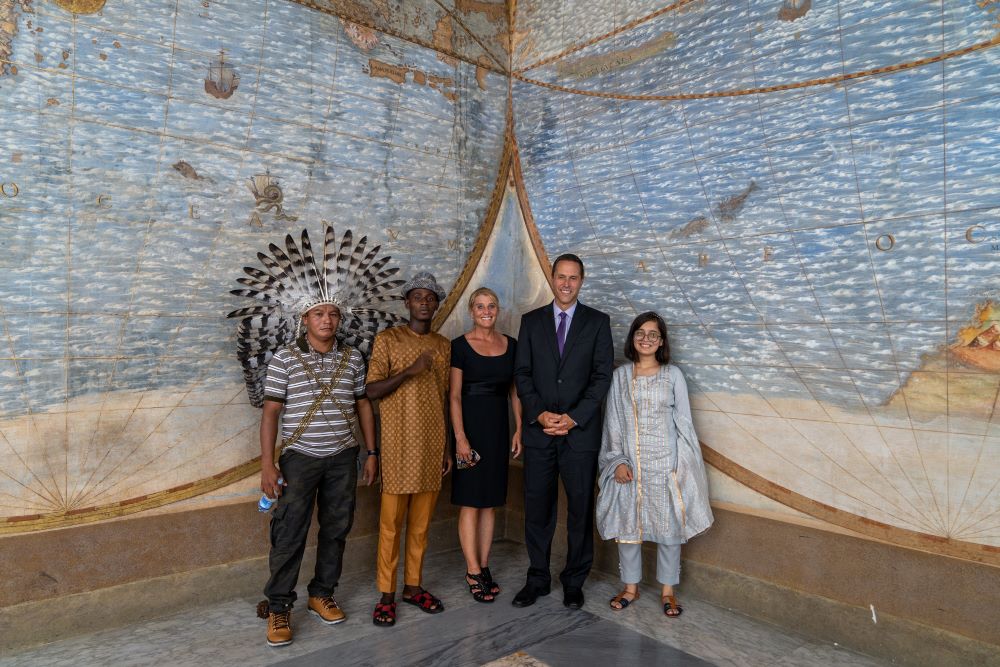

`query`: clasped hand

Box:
[613,462,633,484]
[539,411,574,436]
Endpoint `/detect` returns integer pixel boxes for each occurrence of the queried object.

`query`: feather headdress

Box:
[227,224,406,407]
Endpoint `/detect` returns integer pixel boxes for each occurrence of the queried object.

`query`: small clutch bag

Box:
[456,449,481,470]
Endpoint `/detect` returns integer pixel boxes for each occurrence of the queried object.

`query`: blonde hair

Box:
[467,287,500,311]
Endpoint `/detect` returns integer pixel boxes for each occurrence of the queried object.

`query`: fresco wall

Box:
[513,0,1000,560]
[2,0,1000,568]
[0,0,506,530]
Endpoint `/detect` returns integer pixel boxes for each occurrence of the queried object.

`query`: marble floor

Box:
[2,542,890,667]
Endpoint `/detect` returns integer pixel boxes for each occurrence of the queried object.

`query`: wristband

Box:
[366,449,380,457]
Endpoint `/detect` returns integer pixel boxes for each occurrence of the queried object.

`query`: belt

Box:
[462,381,508,397]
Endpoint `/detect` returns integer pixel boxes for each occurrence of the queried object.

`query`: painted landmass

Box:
[368,57,457,102]
[0,0,31,76]
[433,14,458,66]
[952,301,1000,372]
[555,31,677,79]
[52,0,105,12]
[455,0,505,24]
[303,0,505,65]
[476,55,490,90]
[882,301,1000,422]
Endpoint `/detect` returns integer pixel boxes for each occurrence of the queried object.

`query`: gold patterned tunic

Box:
[366,325,451,494]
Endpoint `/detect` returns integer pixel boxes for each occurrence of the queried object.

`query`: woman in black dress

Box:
[449,287,522,603]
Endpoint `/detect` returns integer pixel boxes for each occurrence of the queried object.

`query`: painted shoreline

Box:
[0,381,258,527]
[693,391,1000,549]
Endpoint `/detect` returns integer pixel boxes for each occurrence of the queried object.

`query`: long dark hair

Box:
[624,311,670,364]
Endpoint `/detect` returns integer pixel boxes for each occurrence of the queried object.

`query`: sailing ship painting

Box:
[204,50,239,99]
[778,0,811,21]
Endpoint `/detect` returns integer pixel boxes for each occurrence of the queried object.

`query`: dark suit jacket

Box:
[513,301,614,452]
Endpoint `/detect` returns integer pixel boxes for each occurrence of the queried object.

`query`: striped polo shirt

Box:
[263,338,366,457]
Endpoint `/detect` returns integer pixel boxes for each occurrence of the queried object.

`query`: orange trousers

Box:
[376,490,439,593]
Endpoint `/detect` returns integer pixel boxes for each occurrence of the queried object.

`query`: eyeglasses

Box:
[633,331,661,342]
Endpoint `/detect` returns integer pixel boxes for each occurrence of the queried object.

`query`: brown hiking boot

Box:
[308,595,347,625]
[266,610,293,647]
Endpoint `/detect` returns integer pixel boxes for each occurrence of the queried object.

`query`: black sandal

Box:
[480,566,501,596]
[662,594,683,618]
[610,588,639,610]
[373,600,396,627]
[401,588,445,614]
[465,572,495,603]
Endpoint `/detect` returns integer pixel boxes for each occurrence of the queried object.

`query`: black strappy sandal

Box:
[480,566,501,596]
[465,572,495,603]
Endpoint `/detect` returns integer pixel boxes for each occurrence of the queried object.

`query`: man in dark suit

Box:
[511,254,614,610]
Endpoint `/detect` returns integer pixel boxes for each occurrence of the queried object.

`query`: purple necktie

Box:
[557,311,567,356]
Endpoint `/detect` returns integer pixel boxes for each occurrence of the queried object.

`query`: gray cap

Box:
[401,271,446,301]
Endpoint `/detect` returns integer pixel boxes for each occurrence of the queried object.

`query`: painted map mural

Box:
[0,0,506,529]
[513,1,1000,558]
[2,0,1000,561]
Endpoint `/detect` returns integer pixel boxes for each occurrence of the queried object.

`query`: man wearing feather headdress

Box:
[365,272,453,627]
[227,224,408,647]
[258,300,378,647]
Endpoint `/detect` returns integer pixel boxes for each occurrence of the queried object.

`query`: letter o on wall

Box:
[875,234,895,252]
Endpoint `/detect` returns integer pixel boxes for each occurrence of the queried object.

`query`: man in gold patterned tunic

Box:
[365,271,452,627]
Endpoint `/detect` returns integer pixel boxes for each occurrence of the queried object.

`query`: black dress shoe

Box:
[511,584,550,608]
[563,587,584,609]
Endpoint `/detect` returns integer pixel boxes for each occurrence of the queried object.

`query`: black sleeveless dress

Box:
[450,334,516,508]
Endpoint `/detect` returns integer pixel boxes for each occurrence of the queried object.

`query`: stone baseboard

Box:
[681,559,1000,667]
[1,518,464,653]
